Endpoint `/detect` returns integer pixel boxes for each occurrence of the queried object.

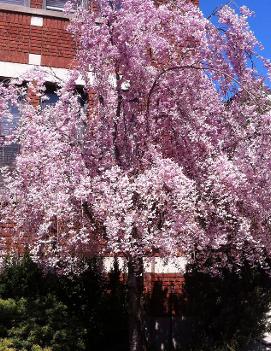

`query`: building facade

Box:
[0,0,198,73]
[0,0,74,70]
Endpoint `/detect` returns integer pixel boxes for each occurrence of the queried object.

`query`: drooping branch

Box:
[145,62,267,130]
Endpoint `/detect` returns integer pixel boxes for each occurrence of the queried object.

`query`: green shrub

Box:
[0,338,52,351]
[0,294,85,350]
[179,263,271,351]
[7,295,85,351]
[2,254,269,351]
[0,255,89,350]
[0,338,17,351]
[0,255,128,351]
[0,255,45,299]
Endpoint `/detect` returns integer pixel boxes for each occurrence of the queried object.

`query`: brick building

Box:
[0,0,199,293]
[0,0,74,69]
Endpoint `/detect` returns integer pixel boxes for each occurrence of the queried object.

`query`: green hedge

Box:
[0,254,270,351]
[179,263,271,351]
[0,255,128,351]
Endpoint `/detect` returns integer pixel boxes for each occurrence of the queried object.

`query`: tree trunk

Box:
[127,256,147,351]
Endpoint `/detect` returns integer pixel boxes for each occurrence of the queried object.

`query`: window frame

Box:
[0,0,30,6]
[0,103,21,169]
[43,0,88,12]
[42,0,66,11]
[0,78,26,169]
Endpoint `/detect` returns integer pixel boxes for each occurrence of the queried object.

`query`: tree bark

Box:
[127,256,147,351]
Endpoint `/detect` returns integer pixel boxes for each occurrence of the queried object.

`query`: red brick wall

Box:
[0,10,75,68]
[145,273,184,294]
[0,11,29,64]
[30,0,43,9]
[0,223,27,255]
[41,17,75,68]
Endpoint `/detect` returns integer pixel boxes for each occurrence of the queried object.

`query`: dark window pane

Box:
[41,91,59,108]
[0,144,20,167]
[0,0,27,5]
[0,104,20,168]
[0,105,20,136]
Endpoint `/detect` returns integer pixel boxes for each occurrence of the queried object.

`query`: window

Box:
[41,84,88,144]
[0,104,20,168]
[0,0,28,5]
[41,84,59,108]
[45,0,89,12]
[45,0,67,11]
[41,83,88,109]
[0,144,20,167]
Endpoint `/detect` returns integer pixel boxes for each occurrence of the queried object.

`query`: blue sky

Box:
[200,1,271,80]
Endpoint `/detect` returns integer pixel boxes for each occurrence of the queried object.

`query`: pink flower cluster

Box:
[1,0,271,273]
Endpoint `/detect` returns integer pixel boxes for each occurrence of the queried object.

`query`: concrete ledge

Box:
[0,61,95,85]
[103,257,187,274]
[0,3,70,19]
[0,60,72,82]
